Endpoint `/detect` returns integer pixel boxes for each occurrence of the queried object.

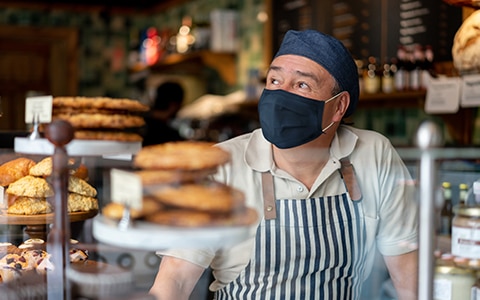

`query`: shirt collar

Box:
[245,125,359,172]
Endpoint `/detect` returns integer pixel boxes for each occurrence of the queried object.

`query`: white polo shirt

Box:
[159,125,418,291]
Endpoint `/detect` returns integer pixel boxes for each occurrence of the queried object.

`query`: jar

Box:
[433,265,476,300]
[452,205,480,259]
[473,278,480,300]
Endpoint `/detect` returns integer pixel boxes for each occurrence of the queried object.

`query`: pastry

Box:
[146,207,258,227]
[452,10,480,71]
[7,197,52,215]
[68,176,97,198]
[6,175,54,198]
[136,168,217,185]
[148,182,245,213]
[101,196,164,220]
[133,141,230,170]
[67,193,98,212]
[0,157,36,187]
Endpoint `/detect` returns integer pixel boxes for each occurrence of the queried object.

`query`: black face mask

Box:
[258,89,341,149]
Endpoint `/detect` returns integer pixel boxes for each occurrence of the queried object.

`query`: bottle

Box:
[439,182,453,236]
[422,45,435,89]
[410,44,424,90]
[363,56,380,94]
[381,58,395,94]
[458,183,468,206]
[394,46,408,91]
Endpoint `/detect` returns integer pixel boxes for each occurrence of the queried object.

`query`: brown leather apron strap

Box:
[261,172,277,220]
[339,158,362,201]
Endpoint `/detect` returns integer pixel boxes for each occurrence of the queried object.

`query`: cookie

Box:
[29,157,88,179]
[53,97,149,112]
[146,207,258,227]
[101,196,163,220]
[133,141,230,170]
[148,182,244,213]
[136,168,217,185]
[74,130,143,142]
[53,113,145,129]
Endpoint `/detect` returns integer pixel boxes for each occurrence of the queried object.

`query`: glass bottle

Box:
[439,182,453,236]
[459,183,468,206]
[363,56,380,94]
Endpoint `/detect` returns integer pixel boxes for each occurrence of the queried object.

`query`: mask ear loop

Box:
[321,91,344,133]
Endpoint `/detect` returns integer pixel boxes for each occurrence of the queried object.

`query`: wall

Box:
[0,0,267,103]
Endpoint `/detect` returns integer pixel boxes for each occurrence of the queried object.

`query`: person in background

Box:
[150,29,418,299]
[142,81,185,146]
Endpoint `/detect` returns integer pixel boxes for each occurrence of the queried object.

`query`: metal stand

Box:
[45,120,74,300]
[415,120,444,300]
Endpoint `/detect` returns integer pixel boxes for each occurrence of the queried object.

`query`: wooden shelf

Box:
[150,51,237,86]
[357,90,476,146]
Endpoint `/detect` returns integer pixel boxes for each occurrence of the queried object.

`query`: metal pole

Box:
[415,120,444,300]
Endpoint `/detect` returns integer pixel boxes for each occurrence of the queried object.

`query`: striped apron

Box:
[215,170,367,299]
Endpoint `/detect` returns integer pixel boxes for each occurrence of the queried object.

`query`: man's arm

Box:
[150,255,206,300]
[384,250,418,300]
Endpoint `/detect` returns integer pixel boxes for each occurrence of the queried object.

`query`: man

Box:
[150,30,418,300]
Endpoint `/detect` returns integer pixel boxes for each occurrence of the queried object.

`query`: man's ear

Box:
[333,92,350,122]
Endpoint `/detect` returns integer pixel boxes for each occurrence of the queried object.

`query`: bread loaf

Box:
[452,10,480,72]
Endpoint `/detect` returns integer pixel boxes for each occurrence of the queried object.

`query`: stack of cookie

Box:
[52,96,149,142]
[0,156,98,215]
[102,141,258,227]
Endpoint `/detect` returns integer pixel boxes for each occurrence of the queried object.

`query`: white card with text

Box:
[425,77,461,114]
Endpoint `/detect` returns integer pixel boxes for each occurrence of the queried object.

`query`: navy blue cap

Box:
[275,30,359,117]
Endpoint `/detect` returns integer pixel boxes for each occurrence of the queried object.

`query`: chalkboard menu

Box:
[271,0,463,62]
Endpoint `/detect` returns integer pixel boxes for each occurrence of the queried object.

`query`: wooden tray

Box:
[0,210,98,225]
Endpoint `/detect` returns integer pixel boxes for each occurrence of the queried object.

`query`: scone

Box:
[6,175,54,198]
[7,197,52,215]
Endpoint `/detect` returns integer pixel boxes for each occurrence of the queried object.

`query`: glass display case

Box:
[0,120,478,300]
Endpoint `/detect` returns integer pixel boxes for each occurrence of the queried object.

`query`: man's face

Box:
[265,54,337,102]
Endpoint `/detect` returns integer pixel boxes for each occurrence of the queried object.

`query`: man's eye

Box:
[298,82,309,89]
[270,79,279,85]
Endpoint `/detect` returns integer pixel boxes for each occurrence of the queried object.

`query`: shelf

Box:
[150,51,237,86]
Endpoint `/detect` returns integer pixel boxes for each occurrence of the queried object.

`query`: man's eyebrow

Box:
[268,65,318,82]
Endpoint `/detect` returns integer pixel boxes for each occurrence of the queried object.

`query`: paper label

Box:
[452,225,480,259]
[461,74,480,107]
[424,77,460,114]
[25,96,53,124]
[433,278,452,300]
[110,169,142,210]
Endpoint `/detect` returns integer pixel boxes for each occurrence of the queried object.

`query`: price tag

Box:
[461,74,480,107]
[424,77,461,114]
[25,96,53,124]
[110,169,142,210]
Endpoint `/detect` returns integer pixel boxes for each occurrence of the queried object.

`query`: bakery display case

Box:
[0,114,478,299]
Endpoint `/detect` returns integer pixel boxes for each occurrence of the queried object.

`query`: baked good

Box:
[67,193,99,212]
[452,10,480,72]
[136,168,217,185]
[0,157,36,187]
[53,113,145,129]
[0,253,32,282]
[146,207,258,227]
[102,196,164,220]
[74,130,143,142]
[7,197,52,215]
[133,141,230,170]
[6,175,54,198]
[53,97,149,112]
[68,176,97,198]
[148,182,245,213]
[29,156,89,180]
